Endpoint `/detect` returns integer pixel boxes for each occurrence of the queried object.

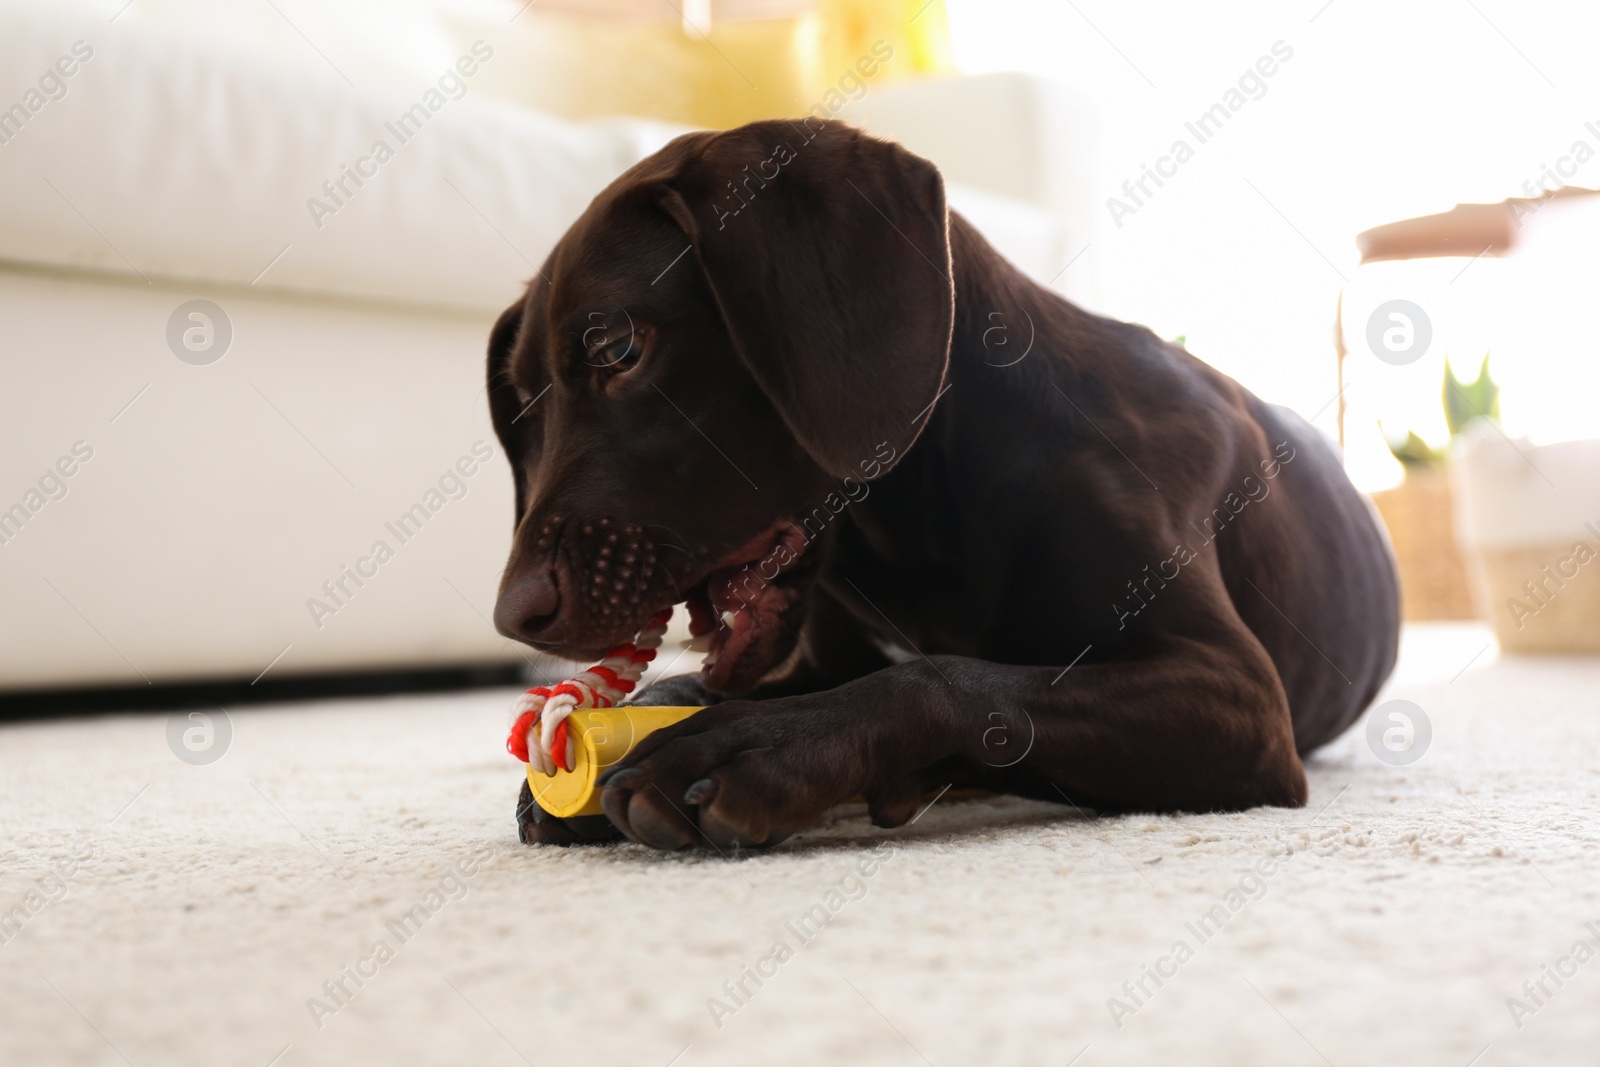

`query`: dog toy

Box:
[505,606,671,776]
[507,606,712,816]
[519,704,706,818]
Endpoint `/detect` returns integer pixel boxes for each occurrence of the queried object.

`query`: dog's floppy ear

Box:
[657,120,953,480]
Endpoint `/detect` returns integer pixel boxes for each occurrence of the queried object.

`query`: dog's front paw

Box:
[515,778,624,846]
[596,700,921,851]
[623,672,719,709]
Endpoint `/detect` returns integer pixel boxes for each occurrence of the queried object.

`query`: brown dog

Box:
[488,119,1400,850]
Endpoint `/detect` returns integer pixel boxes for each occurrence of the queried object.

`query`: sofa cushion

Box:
[0,10,685,313]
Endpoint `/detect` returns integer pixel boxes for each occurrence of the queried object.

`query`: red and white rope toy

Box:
[505,607,672,776]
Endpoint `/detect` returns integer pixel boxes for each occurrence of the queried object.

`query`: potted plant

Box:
[1369,357,1498,621]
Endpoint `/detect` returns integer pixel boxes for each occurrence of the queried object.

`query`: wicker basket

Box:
[1448,424,1600,655]
[1470,539,1600,653]
[1369,467,1479,620]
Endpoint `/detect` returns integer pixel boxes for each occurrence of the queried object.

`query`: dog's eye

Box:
[593,336,644,372]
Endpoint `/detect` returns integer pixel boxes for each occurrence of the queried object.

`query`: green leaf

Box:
[1443,354,1500,436]
[1383,426,1444,468]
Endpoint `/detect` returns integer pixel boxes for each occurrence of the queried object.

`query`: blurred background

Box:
[4,0,1599,707]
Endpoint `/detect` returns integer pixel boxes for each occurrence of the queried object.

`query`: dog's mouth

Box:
[678,520,812,693]
[518,516,814,692]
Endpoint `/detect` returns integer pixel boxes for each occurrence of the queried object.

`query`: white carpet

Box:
[3,623,1598,1067]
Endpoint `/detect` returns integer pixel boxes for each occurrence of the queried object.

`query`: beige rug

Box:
[3,623,1598,1066]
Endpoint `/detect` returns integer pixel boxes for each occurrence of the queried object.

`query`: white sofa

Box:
[0,8,1097,691]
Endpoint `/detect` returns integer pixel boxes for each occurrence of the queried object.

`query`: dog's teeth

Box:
[702,649,718,666]
[683,633,712,652]
[721,610,738,629]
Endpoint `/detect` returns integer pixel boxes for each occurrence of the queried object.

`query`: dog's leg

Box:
[624,673,722,708]
[595,571,1309,850]
[515,777,624,846]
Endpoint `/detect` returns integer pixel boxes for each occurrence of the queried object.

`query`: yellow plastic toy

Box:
[523,705,704,819]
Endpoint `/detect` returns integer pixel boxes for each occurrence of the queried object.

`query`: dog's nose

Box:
[494,568,560,642]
